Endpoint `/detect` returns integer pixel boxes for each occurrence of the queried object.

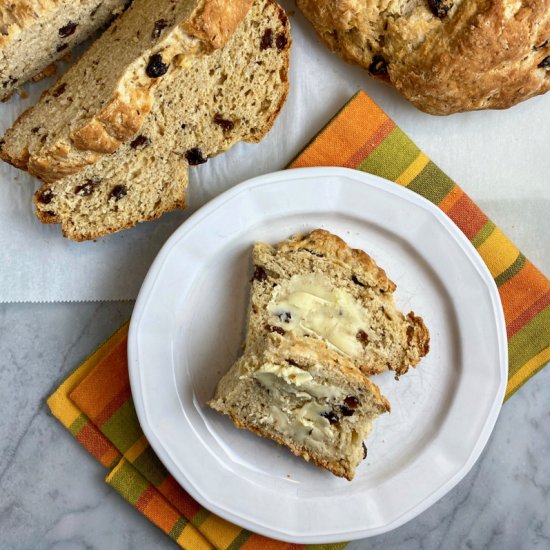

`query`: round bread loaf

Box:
[297,0,550,115]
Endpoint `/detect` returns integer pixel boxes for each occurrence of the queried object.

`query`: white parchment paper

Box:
[1,1,549,302]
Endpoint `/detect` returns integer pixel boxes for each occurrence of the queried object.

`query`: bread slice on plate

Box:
[246,230,430,377]
[0,0,131,101]
[0,0,254,181]
[210,230,429,480]
[30,0,290,240]
[209,333,390,481]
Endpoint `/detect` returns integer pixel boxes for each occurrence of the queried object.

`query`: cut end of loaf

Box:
[1,0,257,182]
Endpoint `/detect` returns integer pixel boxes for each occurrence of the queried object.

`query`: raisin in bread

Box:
[247,230,429,377]
[33,0,290,240]
[0,0,131,101]
[297,0,550,115]
[0,0,253,181]
[209,333,390,480]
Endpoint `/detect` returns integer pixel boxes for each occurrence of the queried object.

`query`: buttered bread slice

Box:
[209,334,390,480]
[247,230,429,377]
[210,230,428,480]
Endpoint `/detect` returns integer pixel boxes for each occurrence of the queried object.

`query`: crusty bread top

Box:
[297,0,550,114]
[277,229,396,293]
[186,0,253,48]
[0,0,253,181]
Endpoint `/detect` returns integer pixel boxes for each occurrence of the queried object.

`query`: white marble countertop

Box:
[0,302,549,549]
[2,2,550,548]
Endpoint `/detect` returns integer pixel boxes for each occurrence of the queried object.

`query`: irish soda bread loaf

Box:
[31,0,290,240]
[297,0,550,114]
[0,0,253,181]
[0,0,131,101]
[209,328,391,480]
[247,230,429,377]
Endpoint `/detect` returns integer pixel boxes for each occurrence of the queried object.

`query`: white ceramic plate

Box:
[128,167,507,543]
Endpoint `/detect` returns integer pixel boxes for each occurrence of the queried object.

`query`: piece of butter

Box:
[254,363,343,444]
[254,362,344,400]
[267,274,370,356]
[266,403,333,443]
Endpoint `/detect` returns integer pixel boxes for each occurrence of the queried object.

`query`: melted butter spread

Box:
[267,274,370,356]
[254,362,345,443]
[253,363,344,400]
[265,403,332,443]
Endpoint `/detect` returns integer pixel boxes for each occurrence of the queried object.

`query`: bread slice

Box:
[246,230,430,377]
[209,333,390,480]
[31,0,290,240]
[0,0,253,182]
[0,0,131,101]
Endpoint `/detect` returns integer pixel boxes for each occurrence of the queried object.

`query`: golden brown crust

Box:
[29,143,99,182]
[185,0,254,49]
[70,92,154,155]
[0,1,48,48]
[25,81,155,182]
[70,120,123,155]
[30,62,57,82]
[298,0,550,115]
[282,229,396,293]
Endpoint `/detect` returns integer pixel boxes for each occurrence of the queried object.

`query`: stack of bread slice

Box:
[209,230,430,480]
[0,0,290,240]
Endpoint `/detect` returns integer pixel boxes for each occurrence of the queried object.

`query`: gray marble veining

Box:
[1,302,549,549]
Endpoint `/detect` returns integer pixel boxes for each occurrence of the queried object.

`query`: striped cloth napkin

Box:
[48,90,550,548]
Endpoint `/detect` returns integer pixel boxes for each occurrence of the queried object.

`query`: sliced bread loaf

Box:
[0,0,131,101]
[209,333,390,480]
[247,230,430,377]
[0,0,253,182]
[33,0,290,240]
